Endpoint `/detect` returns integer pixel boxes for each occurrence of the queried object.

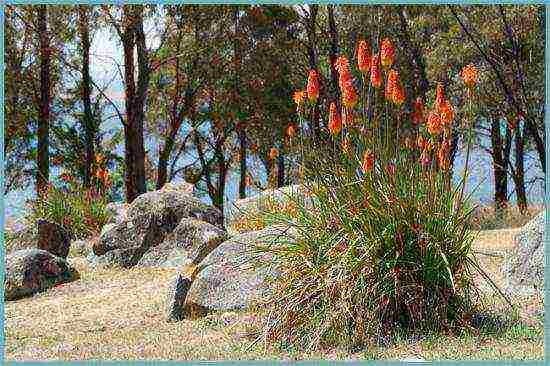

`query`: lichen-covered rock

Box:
[5,224,36,254]
[105,202,129,225]
[138,218,227,268]
[70,239,92,257]
[226,185,313,235]
[503,210,545,294]
[37,219,71,259]
[92,188,224,268]
[127,190,223,228]
[186,225,297,311]
[5,249,79,301]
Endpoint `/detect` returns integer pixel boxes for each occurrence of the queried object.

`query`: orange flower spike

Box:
[307,70,320,102]
[380,38,395,68]
[357,40,371,74]
[286,124,297,138]
[412,97,425,125]
[335,55,350,75]
[328,102,342,135]
[392,83,406,106]
[293,90,306,105]
[362,150,375,173]
[269,147,279,160]
[370,53,382,88]
[440,100,455,126]
[461,64,478,88]
[385,69,399,100]
[427,112,443,135]
[341,82,359,108]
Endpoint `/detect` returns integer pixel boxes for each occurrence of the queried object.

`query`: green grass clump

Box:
[253,40,507,351]
[28,184,109,240]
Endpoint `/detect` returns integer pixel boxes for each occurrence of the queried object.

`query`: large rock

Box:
[138,218,227,268]
[185,225,297,311]
[127,190,223,228]
[226,184,312,234]
[92,189,224,268]
[5,249,79,301]
[105,202,129,225]
[503,211,545,294]
[5,224,36,254]
[37,219,71,259]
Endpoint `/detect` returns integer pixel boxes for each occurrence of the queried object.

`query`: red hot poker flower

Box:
[412,97,425,125]
[461,64,478,88]
[328,102,342,135]
[357,40,371,73]
[380,38,395,68]
[307,70,320,102]
[370,53,382,88]
[362,150,375,173]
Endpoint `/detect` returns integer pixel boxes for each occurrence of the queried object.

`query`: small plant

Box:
[27,154,112,240]
[256,38,505,350]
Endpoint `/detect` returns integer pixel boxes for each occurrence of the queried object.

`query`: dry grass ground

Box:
[4,228,543,361]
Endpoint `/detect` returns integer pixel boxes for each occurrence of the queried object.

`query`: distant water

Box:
[4,145,544,225]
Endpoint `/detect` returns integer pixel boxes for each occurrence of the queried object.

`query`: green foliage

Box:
[254,40,505,351]
[28,183,109,240]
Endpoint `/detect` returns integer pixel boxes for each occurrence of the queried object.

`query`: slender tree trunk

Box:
[122,8,138,202]
[215,143,227,213]
[277,152,285,188]
[490,115,508,211]
[37,5,50,197]
[327,5,340,104]
[234,7,247,199]
[513,123,528,214]
[122,5,148,202]
[238,129,247,198]
[306,5,320,140]
[78,6,94,187]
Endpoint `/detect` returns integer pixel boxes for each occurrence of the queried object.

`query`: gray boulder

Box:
[105,202,129,225]
[127,190,223,228]
[5,224,36,254]
[37,219,71,259]
[138,218,227,268]
[226,184,313,235]
[5,249,79,301]
[70,239,92,257]
[92,189,224,268]
[503,210,545,294]
[185,225,297,311]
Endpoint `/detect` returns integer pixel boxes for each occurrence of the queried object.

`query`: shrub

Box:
[27,172,110,240]
[255,39,503,350]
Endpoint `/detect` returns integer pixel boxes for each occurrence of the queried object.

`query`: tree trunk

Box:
[78,6,94,187]
[277,152,285,188]
[238,128,247,198]
[327,5,340,104]
[122,5,148,202]
[513,122,528,214]
[490,115,508,211]
[37,5,50,197]
[306,5,320,140]
[234,7,247,199]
